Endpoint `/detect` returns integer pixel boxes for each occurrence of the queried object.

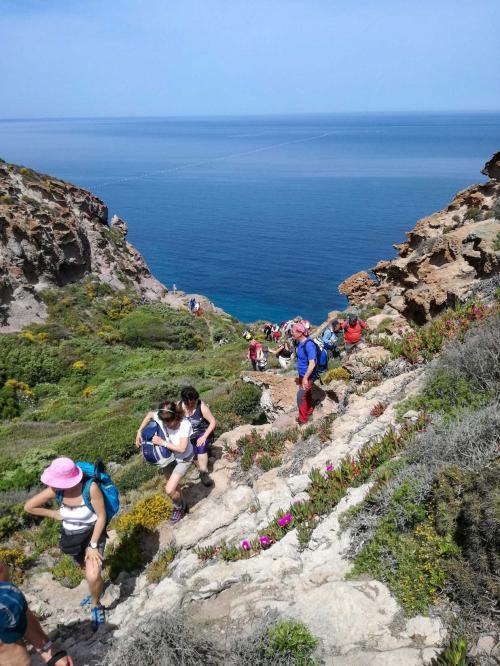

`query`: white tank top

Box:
[60,501,97,532]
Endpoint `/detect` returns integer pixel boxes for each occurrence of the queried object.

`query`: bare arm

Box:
[135,410,155,447]
[88,483,107,545]
[24,487,60,521]
[163,436,188,454]
[199,402,217,440]
[303,358,316,384]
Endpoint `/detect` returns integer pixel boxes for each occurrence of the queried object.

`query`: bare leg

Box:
[196,452,209,473]
[0,643,30,666]
[85,558,103,607]
[165,471,183,506]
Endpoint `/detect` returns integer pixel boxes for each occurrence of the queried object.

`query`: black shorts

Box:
[60,526,106,566]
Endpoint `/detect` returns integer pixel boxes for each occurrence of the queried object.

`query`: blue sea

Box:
[0,113,499,323]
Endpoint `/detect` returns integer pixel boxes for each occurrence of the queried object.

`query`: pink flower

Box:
[326,465,333,472]
[259,535,271,547]
[240,540,251,551]
[446,320,452,325]
[278,514,293,527]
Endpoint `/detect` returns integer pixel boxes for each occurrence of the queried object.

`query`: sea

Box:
[0,112,499,323]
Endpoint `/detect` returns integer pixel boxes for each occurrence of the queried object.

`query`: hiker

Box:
[263,323,272,341]
[135,402,194,524]
[292,322,318,424]
[180,386,216,488]
[0,562,73,666]
[242,329,252,342]
[247,339,262,371]
[189,297,196,313]
[342,314,366,354]
[193,300,201,316]
[322,318,342,356]
[271,324,281,343]
[24,458,108,630]
[269,338,294,370]
[172,284,177,295]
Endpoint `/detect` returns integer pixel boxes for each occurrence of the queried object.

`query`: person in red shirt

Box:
[247,339,262,371]
[342,314,366,354]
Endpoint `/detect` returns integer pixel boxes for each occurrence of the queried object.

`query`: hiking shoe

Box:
[91,605,105,631]
[200,471,214,487]
[80,594,92,607]
[169,505,185,524]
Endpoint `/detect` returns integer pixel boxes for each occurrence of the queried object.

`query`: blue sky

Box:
[1,0,499,118]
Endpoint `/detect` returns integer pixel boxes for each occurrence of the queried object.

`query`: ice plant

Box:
[259,535,271,548]
[326,465,333,472]
[240,540,251,551]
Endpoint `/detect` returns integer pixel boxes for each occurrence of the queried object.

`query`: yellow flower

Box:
[72,360,87,371]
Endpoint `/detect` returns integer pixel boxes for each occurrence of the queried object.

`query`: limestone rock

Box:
[339,154,500,323]
[0,160,168,331]
[110,214,128,236]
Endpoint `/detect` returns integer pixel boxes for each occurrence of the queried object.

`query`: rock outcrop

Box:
[0,161,168,331]
[339,154,500,323]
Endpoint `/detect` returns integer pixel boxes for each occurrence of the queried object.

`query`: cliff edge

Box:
[0,160,168,332]
[339,154,500,323]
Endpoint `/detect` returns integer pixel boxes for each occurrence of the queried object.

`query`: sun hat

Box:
[40,457,83,489]
[292,323,307,336]
[0,582,28,644]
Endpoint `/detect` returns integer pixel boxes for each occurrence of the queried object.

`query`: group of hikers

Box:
[188,298,202,317]
[0,312,366,663]
[247,314,366,424]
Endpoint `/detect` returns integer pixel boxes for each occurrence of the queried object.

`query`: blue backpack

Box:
[141,419,175,467]
[304,339,329,379]
[56,461,120,523]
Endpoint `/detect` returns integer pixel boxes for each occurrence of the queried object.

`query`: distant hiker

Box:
[189,298,196,313]
[193,300,202,317]
[322,318,342,356]
[263,323,272,341]
[135,402,194,524]
[242,329,252,342]
[180,386,216,487]
[292,322,318,424]
[269,338,294,370]
[172,284,177,295]
[0,563,73,666]
[24,458,110,631]
[342,314,366,354]
[271,324,281,343]
[247,339,261,371]
[256,342,269,371]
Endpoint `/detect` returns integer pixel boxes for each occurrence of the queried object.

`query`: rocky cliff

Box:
[0,160,168,332]
[339,155,500,323]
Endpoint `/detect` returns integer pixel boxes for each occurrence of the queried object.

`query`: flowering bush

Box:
[200,414,429,562]
[71,360,87,371]
[115,493,172,535]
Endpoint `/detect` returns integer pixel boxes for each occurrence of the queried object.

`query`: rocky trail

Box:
[24,353,449,666]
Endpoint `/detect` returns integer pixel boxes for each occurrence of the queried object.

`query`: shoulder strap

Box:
[82,477,95,514]
[55,489,63,506]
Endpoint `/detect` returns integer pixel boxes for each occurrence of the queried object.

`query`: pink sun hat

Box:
[40,457,83,489]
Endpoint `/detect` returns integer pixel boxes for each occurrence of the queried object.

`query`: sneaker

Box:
[91,605,105,631]
[80,594,92,607]
[169,505,185,524]
[200,471,214,487]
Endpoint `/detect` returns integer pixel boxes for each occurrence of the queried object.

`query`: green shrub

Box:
[321,367,350,383]
[0,385,20,419]
[145,545,178,584]
[267,620,318,664]
[106,526,145,580]
[0,336,65,386]
[429,638,471,665]
[0,447,57,492]
[51,555,85,588]
[52,414,138,463]
[117,305,207,350]
[115,458,160,493]
[211,381,262,435]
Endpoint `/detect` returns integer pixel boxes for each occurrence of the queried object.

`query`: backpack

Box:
[56,460,120,523]
[141,419,175,467]
[257,344,269,369]
[304,338,328,380]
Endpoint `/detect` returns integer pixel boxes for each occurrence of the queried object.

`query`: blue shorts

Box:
[190,434,213,456]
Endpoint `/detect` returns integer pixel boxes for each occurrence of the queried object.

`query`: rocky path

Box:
[27,365,449,665]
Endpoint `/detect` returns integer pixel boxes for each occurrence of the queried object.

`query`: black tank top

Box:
[183,400,209,438]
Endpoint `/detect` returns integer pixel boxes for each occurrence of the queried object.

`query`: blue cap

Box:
[0,582,28,644]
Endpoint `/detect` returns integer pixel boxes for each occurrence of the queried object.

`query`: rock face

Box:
[339,155,500,323]
[0,161,168,331]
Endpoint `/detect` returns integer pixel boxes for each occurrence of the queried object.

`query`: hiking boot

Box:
[91,605,105,631]
[200,471,214,487]
[169,504,186,525]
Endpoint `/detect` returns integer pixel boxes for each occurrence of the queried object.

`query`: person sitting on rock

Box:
[292,322,318,424]
[269,338,294,370]
[135,402,194,524]
[24,458,108,631]
[179,386,216,488]
[0,561,73,666]
[322,319,342,357]
[342,314,366,354]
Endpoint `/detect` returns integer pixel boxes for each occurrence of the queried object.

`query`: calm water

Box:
[0,113,499,322]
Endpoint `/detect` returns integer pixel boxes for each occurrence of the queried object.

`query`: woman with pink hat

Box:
[24,458,107,631]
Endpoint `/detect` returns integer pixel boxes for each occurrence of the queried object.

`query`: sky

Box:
[1,0,499,118]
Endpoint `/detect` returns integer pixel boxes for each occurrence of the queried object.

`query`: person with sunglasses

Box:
[135,401,194,524]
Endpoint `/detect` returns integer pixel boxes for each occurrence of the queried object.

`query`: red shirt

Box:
[342,320,366,344]
[249,342,262,360]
